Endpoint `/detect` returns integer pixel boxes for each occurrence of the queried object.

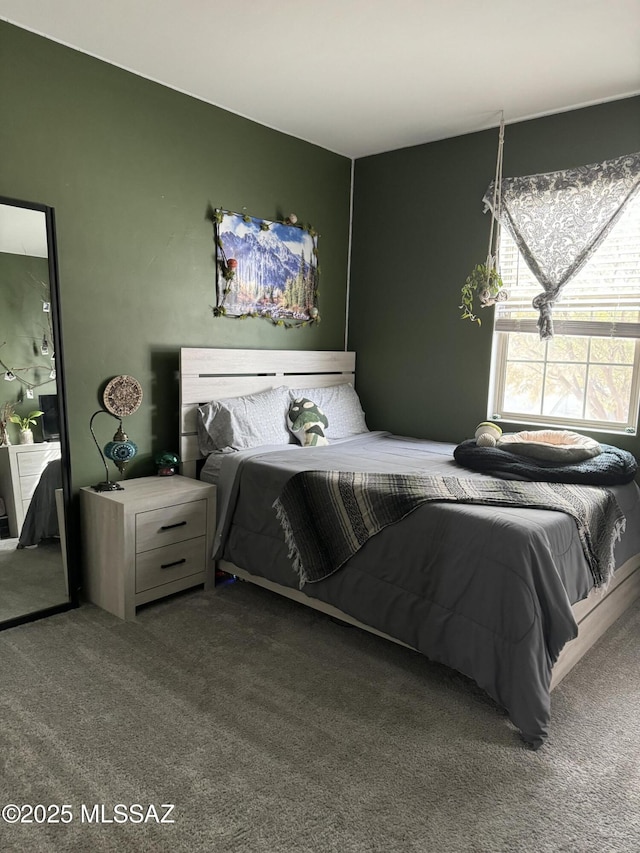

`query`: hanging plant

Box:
[460,116,509,326]
[460,262,507,325]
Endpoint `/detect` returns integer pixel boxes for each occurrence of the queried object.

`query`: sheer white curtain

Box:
[483,152,640,339]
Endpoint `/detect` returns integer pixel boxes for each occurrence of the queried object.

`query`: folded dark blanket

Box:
[453,440,637,485]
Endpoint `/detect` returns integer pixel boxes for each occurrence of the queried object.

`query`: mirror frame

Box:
[0,194,78,630]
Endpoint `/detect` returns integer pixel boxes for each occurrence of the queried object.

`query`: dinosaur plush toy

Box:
[287,398,329,446]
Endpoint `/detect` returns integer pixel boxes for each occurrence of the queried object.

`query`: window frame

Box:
[488,193,640,435]
[488,330,640,435]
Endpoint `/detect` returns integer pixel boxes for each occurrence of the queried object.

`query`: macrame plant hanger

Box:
[485,113,504,291]
[459,112,508,324]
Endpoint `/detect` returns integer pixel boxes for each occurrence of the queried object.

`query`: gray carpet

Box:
[0,580,638,853]
[0,538,68,623]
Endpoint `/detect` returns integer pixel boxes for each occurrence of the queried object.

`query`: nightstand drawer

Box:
[135,499,207,553]
[135,536,206,593]
[17,448,59,478]
[20,474,42,502]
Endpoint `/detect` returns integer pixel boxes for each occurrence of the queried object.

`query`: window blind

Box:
[495,191,640,338]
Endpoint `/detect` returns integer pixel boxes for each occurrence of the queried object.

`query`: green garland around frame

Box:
[212,208,321,329]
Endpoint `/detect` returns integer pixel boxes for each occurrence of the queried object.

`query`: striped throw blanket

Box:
[273,472,626,588]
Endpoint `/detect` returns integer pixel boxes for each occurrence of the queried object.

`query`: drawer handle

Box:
[160,520,187,531]
[161,558,187,570]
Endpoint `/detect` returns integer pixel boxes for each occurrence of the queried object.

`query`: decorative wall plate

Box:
[102,375,143,417]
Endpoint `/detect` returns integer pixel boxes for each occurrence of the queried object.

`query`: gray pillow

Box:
[197,386,291,454]
[288,383,368,440]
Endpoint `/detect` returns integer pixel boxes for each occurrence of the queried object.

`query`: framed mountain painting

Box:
[214,209,319,327]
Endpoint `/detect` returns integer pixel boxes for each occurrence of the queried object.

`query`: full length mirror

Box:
[0,195,75,629]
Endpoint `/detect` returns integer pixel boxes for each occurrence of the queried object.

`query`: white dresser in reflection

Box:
[0,442,61,538]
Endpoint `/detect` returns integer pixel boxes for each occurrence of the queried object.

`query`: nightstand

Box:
[80,476,216,620]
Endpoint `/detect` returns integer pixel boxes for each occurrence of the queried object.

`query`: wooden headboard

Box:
[179,348,356,477]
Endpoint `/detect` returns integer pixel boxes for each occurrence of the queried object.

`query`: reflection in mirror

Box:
[0,199,73,627]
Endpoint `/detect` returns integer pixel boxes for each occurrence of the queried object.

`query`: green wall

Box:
[349,97,640,456]
[3,18,639,575]
[0,252,56,439]
[0,21,352,495]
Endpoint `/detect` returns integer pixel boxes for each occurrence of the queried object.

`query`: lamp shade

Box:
[104,424,137,474]
[90,412,137,491]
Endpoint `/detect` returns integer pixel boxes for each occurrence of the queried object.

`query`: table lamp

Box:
[90,375,142,491]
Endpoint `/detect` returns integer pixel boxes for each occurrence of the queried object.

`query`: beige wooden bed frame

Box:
[179,346,640,690]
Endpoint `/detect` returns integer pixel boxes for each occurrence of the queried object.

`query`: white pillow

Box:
[197,386,290,454]
[288,383,368,440]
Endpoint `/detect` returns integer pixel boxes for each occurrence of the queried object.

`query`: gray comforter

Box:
[208,432,640,748]
[273,472,625,589]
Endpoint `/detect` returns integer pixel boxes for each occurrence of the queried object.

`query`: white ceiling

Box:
[0,205,47,257]
[1,0,639,158]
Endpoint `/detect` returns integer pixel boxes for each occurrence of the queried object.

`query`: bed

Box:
[179,347,640,747]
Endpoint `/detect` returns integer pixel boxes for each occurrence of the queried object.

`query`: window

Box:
[489,191,640,434]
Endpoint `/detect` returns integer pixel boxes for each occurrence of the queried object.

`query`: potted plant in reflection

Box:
[10,410,44,445]
[0,402,15,447]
